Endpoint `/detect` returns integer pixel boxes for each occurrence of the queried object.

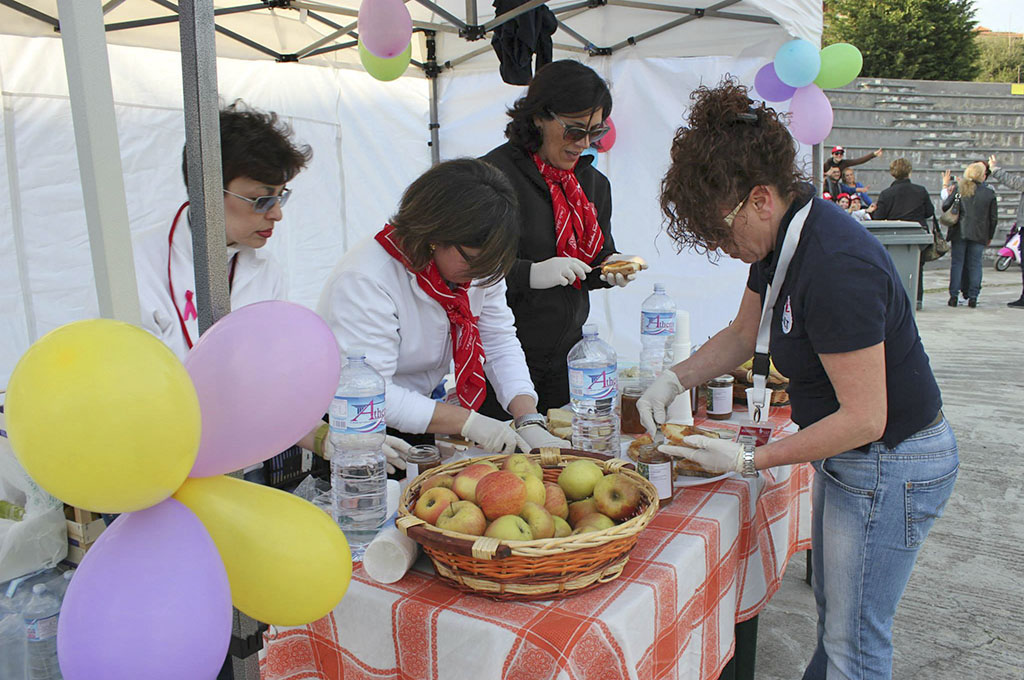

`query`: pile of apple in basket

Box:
[397,449,659,600]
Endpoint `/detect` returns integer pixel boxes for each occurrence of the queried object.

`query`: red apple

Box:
[452,462,499,502]
[592,473,642,521]
[519,501,555,539]
[557,459,604,500]
[475,470,527,521]
[567,498,598,527]
[421,473,455,492]
[502,453,543,481]
[413,487,459,525]
[552,516,572,537]
[436,500,487,536]
[484,514,533,541]
[572,512,615,534]
[543,482,569,520]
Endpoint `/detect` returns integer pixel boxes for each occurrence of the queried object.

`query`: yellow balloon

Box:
[5,320,200,513]
[174,476,351,626]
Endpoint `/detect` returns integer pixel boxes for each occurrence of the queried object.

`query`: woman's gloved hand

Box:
[599,254,648,287]
[315,425,410,475]
[636,370,684,436]
[659,435,745,474]
[461,411,530,454]
[529,257,592,289]
[517,424,571,451]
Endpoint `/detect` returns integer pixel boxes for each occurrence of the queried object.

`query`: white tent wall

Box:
[0,25,811,386]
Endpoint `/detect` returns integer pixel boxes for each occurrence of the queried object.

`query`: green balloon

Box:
[359,40,411,82]
[814,42,863,89]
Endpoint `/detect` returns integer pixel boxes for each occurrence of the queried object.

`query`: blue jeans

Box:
[801,418,958,680]
[948,234,984,300]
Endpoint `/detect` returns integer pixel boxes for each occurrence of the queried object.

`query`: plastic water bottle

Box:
[639,283,676,386]
[567,325,620,455]
[0,598,27,680]
[330,350,388,559]
[23,584,62,680]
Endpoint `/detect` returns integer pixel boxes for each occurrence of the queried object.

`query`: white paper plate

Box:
[674,471,737,488]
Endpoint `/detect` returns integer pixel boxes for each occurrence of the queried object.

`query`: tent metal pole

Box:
[552,1,592,13]
[604,0,776,24]
[812,143,822,194]
[441,43,492,69]
[606,0,741,51]
[295,20,358,59]
[106,4,270,32]
[101,0,127,14]
[295,2,461,33]
[556,21,594,50]
[0,0,58,29]
[466,0,477,27]
[55,0,140,324]
[412,0,467,30]
[425,31,441,165]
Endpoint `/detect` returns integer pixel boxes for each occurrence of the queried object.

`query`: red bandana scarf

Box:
[375,224,487,410]
[531,152,605,288]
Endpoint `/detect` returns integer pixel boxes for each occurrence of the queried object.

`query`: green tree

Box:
[975,35,1024,83]
[824,0,980,81]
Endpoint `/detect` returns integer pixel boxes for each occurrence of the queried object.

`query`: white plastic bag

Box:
[0,408,67,583]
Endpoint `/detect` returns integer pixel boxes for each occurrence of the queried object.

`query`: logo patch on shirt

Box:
[781,296,793,334]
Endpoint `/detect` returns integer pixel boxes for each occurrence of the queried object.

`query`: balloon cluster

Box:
[358,0,413,82]
[754,40,863,145]
[4,302,349,680]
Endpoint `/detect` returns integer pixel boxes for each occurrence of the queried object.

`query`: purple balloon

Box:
[754,62,796,102]
[358,0,413,59]
[788,84,834,145]
[185,301,341,478]
[57,499,231,680]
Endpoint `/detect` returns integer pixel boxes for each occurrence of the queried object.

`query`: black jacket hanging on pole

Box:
[490,0,558,85]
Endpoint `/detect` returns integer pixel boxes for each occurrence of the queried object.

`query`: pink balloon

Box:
[57,499,232,680]
[594,117,616,152]
[788,84,834,145]
[185,301,341,478]
[358,0,413,59]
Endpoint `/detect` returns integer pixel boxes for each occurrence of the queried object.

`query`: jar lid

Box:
[708,374,735,386]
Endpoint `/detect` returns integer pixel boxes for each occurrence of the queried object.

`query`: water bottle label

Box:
[26,615,58,641]
[641,311,676,336]
[332,393,386,434]
[569,364,618,401]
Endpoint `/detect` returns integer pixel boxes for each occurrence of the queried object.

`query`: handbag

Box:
[938,193,960,228]
[922,216,951,262]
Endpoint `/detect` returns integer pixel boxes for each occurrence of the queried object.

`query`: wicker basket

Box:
[397,447,659,600]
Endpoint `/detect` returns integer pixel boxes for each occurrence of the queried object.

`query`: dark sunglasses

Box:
[224,187,291,214]
[550,113,610,144]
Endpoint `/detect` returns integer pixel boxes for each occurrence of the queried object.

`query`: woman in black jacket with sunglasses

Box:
[477,60,647,419]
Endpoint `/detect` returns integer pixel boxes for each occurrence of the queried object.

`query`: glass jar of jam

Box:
[705,374,735,420]
[620,386,645,435]
[404,445,441,480]
[634,441,674,507]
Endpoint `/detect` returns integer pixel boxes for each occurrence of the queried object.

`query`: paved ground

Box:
[754,263,1024,679]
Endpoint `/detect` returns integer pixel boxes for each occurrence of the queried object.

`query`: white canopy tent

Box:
[0,0,822,387]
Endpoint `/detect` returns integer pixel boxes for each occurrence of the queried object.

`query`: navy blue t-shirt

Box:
[746,189,942,448]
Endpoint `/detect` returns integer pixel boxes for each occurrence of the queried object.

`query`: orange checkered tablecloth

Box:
[261,406,812,680]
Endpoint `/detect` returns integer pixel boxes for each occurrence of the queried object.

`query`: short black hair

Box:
[504,60,613,153]
[181,100,312,190]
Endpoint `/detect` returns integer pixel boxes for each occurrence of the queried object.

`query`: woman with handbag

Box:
[944,162,998,308]
[988,155,1024,307]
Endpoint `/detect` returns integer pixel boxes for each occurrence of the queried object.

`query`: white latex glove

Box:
[517,424,571,451]
[529,257,592,289]
[322,434,409,475]
[461,411,530,454]
[659,435,744,474]
[665,393,694,426]
[599,254,648,287]
[636,370,684,436]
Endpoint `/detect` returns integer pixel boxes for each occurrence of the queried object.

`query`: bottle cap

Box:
[345,348,367,360]
[32,584,46,595]
[653,283,665,293]
[582,324,598,337]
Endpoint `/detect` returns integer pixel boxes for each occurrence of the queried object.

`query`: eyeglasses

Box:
[724,187,754,227]
[224,187,291,214]
[550,113,610,144]
[833,151,845,156]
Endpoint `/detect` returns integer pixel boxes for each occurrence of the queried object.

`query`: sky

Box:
[972,0,1024,33]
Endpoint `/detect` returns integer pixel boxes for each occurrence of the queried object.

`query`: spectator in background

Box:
[874,158,936,310]
[841,167,872,206]
[836,192,852,211]
[823,144,883,173]
[988,154,1024,308]
[941,169,969,302]
[824,165,843,199]
[849,195,873,221]
[944,161,998,308]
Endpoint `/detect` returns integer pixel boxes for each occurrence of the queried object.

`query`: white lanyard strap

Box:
[750,199,813,422]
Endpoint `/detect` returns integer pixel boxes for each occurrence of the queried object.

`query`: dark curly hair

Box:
[182,100,312,190]
[660,79,806,255]
[504,60,612,153]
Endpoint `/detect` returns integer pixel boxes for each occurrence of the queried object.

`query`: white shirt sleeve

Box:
[477,280,538,410]
[940,187,950,201]
[322,270,438,434]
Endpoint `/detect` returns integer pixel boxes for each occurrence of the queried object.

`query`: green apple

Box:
[413,487,459,525]
[452,462,499,502]
[475,470,527,521]
[484,514,534,541]
[543,482,569,520]
[523,474,546,506]
[593,473,642,521]
[567,498,598,527]
[558,460,604,500]
[572,512,615,534]
[436,500,487,536]
[502,453,544,481]
[552,516,572,537]
[421,473,455,492]
[519,501,555,539]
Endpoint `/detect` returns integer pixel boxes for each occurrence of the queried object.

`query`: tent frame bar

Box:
[0,0,58,29]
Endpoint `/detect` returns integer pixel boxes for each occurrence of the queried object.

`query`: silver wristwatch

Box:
[514,413,547,431]
[741,442,758,478]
